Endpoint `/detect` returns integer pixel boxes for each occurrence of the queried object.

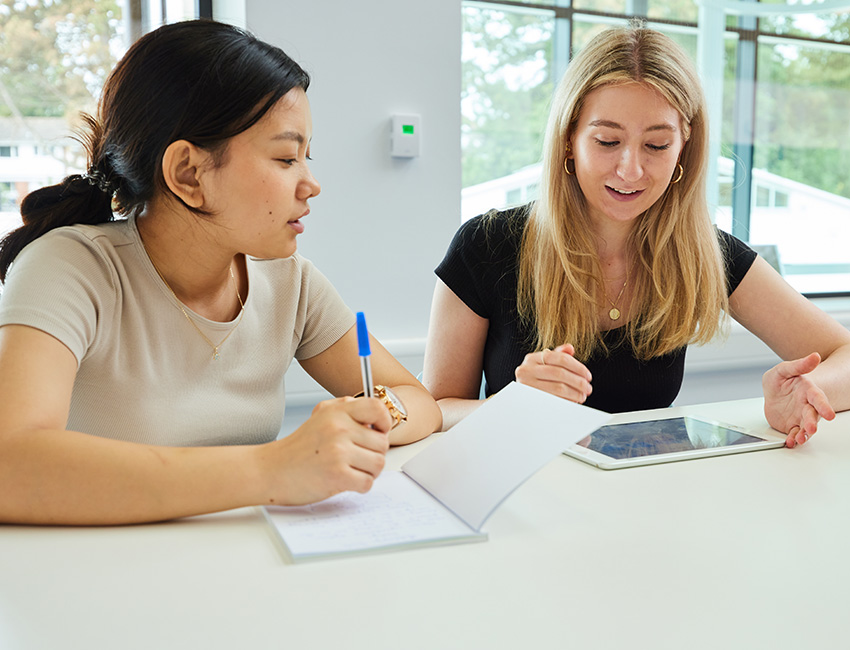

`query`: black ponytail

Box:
[0,19,309,283]
[0,175,114,281]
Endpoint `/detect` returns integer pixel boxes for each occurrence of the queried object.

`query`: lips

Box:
[606,186,644,201]
[287,208,309,234]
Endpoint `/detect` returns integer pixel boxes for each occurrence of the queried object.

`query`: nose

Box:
[616,148,643,183]
[300,164,321,199]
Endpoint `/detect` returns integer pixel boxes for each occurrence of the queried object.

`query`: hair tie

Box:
[83,167,117,195]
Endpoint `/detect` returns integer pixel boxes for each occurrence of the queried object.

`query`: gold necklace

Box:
[602,262,633,321]
[151,260,245,361]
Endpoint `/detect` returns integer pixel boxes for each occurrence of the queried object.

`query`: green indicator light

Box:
[402,124,414,135]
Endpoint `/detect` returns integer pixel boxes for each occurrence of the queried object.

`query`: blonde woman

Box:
[424,27,850,447]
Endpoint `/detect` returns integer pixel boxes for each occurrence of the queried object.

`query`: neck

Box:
[137,203,245,320]
[595,234,633,280]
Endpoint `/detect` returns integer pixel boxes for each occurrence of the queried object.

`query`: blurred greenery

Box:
[0,0,122,120]
[462,7,554,187]
[755,12,850,198]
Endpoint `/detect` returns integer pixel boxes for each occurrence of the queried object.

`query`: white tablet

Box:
[563,416,785,470]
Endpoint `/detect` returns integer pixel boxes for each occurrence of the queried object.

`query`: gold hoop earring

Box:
[564,157,575,176]
[670,163,683,184]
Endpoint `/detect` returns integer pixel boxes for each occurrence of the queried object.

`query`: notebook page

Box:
[264,471,483,560]
[402,382,612,531]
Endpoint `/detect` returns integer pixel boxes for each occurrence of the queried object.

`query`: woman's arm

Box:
[0,324,392,525]
[423,280,490,430]
[299,325,442,445]
[728,256,850,444]
[423,280,593,431]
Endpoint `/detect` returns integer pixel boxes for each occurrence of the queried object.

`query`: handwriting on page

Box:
[265,471,475,557]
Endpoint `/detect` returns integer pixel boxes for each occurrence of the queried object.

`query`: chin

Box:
[246,243,298,260]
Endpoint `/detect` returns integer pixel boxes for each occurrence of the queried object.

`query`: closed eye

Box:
[276,156,313,166]
[647,144,671,151]
[596,139,618,148]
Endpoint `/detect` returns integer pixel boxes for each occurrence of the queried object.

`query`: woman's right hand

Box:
[514,343,593,404]
[263,396,393,506]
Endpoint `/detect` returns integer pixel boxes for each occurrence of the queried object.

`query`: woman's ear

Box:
[161,140,209,209]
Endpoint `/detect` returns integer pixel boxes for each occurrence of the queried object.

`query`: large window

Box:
[462,0,850,296]
[0,0,198,240]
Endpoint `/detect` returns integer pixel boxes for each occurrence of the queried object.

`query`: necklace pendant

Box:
[609,307,621,321]
[213,350,220,361]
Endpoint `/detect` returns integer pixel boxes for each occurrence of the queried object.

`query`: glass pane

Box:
[0,0,125,240]
[461,4,555,220]
[0,1,198,242]
[573,0,626,11]
[472,0,557,5]
[648,0,698,23]
[573,0,698,20]
[751,35,850,292]
[572,18,628,52]
[759,6,850,39]
[573,17,697,59]
[715,33,740,235]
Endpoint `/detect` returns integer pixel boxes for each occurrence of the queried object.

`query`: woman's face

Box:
[569,82,684,229]
[202,87,321,259]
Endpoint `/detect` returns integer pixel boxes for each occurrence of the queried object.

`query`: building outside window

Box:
[461,0,850,296]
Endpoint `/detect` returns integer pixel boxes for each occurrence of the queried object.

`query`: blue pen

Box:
[356,312,374,398]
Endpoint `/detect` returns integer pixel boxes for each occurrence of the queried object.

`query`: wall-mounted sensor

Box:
[391,114,420,158]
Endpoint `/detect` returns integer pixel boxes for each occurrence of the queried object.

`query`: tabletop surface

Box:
[2,397,848,650]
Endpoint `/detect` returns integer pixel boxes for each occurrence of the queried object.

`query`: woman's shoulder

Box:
[713,226,757,288]
[471,203,531,234]
[12,219,135,278]
[454,203,531,255]
[714,226,752,253]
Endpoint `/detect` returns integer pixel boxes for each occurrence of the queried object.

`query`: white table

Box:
[2,398,849,650]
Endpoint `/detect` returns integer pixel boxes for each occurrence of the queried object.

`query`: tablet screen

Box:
[582,417,766,460]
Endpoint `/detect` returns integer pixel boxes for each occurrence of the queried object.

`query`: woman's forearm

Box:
[0,427,262,525]
[435,397,486,432]
[810,342,850,413]
[386,385,443,445]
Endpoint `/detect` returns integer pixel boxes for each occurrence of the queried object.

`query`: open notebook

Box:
[264,382,611,562]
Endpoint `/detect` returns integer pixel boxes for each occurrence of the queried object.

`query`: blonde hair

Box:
[517,27,728,360]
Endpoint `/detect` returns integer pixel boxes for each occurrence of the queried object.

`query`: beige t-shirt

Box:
[0,217,355,446]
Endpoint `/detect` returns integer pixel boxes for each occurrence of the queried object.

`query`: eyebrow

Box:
[589,119,677,133]
[270,131,305,144]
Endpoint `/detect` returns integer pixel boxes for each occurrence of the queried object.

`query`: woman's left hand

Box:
[762,352,836,448]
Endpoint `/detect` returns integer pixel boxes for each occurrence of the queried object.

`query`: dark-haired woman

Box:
[0,20,441,525]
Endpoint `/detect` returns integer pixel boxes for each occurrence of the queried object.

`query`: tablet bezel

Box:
[563,415,786,470]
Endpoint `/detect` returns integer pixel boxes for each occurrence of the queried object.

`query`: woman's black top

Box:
[435,205,758,413]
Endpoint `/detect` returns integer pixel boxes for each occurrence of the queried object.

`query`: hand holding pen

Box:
[355,312,408,431]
